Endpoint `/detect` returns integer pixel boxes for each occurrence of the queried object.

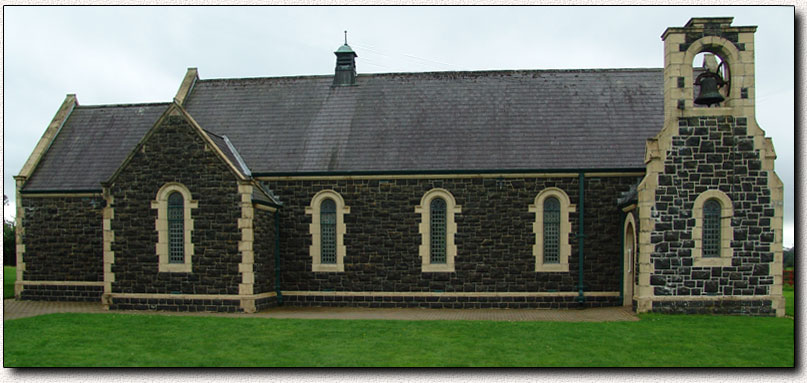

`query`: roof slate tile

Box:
[24,69,663,191]
[23,103,170,191]
[184,69,663,174]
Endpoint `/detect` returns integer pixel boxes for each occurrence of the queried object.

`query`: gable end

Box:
[104,103,249,187]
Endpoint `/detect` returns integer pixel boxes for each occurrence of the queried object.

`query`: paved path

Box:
[3,298,638,322]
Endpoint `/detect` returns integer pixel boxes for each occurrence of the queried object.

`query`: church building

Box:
[13,17,785,316]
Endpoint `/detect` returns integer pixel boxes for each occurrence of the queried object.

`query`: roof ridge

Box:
[195,67,663,83]
[76,102,172,109]
[359,68,664,76]
[198,74,333,82]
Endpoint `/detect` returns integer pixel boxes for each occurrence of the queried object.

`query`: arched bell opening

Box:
[692,51,731,108]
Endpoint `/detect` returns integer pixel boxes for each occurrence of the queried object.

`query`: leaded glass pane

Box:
[167,192,184,264]
[543,197,560,264]
[703,199,721,258]
[321,199,337,264]
[430,198,447,264]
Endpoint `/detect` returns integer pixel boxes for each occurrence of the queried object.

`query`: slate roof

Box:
[23,68,664,191]
[617,182,640,207]
[183,69,664,174]
[205,130,251,177]
[23,103,171,191]
[252,182,282,207]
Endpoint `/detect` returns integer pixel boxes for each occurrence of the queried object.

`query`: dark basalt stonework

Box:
[20,196,104,282]
[19,284,104,302]
[649,116,776,315]
[283,294,619,309]
[109,115,243,296]
[652,299,773,316]
[266,175,640,305]
[110,297,240,312]
[253,208,276,295]
[255,295,278,311]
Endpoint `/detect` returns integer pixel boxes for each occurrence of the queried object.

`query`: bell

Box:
[694,72,725,107]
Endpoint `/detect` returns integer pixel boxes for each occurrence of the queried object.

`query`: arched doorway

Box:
[623,216,637,307]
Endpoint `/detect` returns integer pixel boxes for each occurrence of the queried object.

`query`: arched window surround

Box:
[151,182,198,273]
[415,188,461,273]
[529,188,575,272]
[692,190,734,267]
[305,190,349,272]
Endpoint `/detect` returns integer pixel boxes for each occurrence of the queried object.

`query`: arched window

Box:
[529,188,575,272]
[416,188,461,272]
[692,190,734,267]
[167,192,185,264]
[430,197,447,264]
[320,198,337,264]
[702,199,722,258]
[306,190,349,272]
[543,197,561,264]
[151,182,197,273]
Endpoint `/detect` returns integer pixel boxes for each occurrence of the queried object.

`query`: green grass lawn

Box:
[3,266,14,299]
[2,313,794,367]
[783,285,794,317]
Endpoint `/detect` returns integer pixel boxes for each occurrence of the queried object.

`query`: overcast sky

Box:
[1,5,796,247]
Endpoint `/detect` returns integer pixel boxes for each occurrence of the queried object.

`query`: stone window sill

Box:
[422,263,455,273]
[536,263,570,272]
[312,263,344,273]
[693,256,732,268]
[159,263,192,273]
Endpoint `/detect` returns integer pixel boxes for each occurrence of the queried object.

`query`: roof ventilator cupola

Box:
[333,31,358,87]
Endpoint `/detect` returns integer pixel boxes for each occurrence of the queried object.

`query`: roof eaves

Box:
[253,167,648,178]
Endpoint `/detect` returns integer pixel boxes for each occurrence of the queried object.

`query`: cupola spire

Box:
[333,30,358,87]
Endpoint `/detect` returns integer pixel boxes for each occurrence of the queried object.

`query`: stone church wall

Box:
[266,175,640,308]
[18,195,104,301]
[253,207,278,310]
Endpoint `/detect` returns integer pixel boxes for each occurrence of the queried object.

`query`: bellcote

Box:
[333,33,358,87]
[661,17,758,118]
